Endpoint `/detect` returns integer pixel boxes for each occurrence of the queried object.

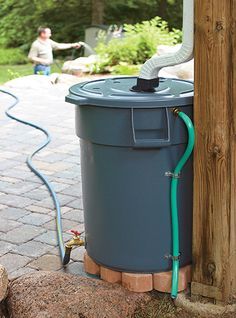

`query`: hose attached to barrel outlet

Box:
[1,88,66,263]
[170,108,195,299]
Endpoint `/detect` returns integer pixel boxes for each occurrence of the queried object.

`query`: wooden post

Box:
[192,0,236,302]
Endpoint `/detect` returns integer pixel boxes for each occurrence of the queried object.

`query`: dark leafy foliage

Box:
[0,0,182,49]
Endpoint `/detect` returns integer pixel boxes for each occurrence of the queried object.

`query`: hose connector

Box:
[172,108,180,117]
[63,230,84,266]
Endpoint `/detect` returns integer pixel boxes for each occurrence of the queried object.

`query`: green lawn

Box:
[0,61,140,85]
[0,62,63,84]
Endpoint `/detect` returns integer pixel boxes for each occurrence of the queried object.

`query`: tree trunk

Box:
[158,0,167,20]
[91,0,105,25]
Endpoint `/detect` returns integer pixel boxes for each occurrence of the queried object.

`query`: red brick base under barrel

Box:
[84,252,192,293]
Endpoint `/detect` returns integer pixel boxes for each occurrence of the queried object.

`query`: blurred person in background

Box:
[28,26,81,75]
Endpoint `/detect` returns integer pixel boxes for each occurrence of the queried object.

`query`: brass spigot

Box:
[63,230,84,265]
[65,230,84,248]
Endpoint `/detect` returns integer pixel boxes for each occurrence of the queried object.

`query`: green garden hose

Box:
[171,109,195,299]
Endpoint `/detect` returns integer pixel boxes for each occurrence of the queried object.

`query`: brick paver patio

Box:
[0,76,98,279]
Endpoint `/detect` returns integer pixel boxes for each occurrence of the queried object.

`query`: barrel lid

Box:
[66,76,193,108]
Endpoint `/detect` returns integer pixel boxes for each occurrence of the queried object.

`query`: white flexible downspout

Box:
[139,0,194,80]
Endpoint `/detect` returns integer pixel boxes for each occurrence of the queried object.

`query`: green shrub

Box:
[0,47,28,65]
[93,16,182,73]
[7,69,21,79]
[110,64,141,75]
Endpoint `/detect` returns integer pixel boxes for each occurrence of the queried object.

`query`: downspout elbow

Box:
[132,0,194,92]
[139,43,194,80]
